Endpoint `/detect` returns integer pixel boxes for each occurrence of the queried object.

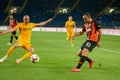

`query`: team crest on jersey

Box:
[85,23,92,32]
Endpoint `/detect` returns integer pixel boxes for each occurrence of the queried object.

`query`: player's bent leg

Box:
[66,32,70,40]
[71,50,82,72]
[71,32,74,47]
[13,34,18,40]
[16,52,33,64]
[71,35,74,47]
[7,34,13,45]
[82,48,94,69]
[0,42,20,62]
[10,34,14,43]
[88,59,94,69]
[82,48,90,56]
[71,48,90,72]
[77,49,82,57]
[15,36,18,40]
[10,35,13,43]
[16,47,34,64]
[6,42,20,56]
[66,37,70,41]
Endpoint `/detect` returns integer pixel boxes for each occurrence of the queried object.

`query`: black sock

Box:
[10,36,13,43]
[86,56,91,63]
[76,56,86,69]
[15,36,18,40]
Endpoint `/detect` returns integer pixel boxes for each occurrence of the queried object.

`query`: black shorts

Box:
[81,40,97,52]
[12,31,16,35]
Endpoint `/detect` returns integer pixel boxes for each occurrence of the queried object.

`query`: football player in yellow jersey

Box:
[65,16,76,47]
[0,15,53,64]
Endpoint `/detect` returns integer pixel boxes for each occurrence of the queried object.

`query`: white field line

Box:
[100,48,120,54]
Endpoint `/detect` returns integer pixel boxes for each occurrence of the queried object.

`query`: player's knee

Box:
[14,45,18,48]
[82,52,87,56]
[14,44,19,48]
[28,47,34,54]
[82,49,89,56]
[71,36,74,39]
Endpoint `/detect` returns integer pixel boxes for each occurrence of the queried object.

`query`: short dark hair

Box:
[83,12,91,18]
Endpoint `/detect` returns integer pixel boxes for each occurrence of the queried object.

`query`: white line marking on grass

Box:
[100,48,120,54]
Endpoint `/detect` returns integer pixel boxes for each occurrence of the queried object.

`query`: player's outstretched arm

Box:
[0,28,17,35]
[36,18,53,26]
[75,30,84,36]
[7,25,11,30]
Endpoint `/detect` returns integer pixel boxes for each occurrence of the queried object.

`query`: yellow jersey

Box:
[65,21,76,31]
[15,22,37,42]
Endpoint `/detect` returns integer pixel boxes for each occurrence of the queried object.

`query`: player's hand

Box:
[84,23,89,27]
[97,42,100,48]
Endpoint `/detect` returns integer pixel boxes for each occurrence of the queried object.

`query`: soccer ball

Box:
[30,54,40,63]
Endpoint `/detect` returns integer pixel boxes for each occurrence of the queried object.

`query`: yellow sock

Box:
[20,52,32,61]
[6,46,15,56]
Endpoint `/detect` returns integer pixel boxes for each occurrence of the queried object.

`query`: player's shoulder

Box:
[17,22,26,27]
[29,22,35,24]
[72,21,76,23]
[29,22,37,27]
[92,20,101,28]
[92,20,99,24]
[29,22,36,25]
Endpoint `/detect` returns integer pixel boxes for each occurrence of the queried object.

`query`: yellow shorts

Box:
[17,40,32,50]
[67,31,74,39]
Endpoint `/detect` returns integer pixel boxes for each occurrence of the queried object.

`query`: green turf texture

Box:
[0,32,120,80]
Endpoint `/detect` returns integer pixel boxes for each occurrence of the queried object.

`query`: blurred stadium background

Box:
[0,0,120,29]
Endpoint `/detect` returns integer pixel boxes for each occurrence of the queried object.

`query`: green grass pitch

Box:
[0,31,120,80]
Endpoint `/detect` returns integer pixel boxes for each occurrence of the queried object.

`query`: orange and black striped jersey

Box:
[82,20,101,42]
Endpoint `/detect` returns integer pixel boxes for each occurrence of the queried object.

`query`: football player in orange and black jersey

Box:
[71,12,102,72]
[7,15,18,45]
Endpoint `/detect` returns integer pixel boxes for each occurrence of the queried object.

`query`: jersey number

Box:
[86,42,91,47]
